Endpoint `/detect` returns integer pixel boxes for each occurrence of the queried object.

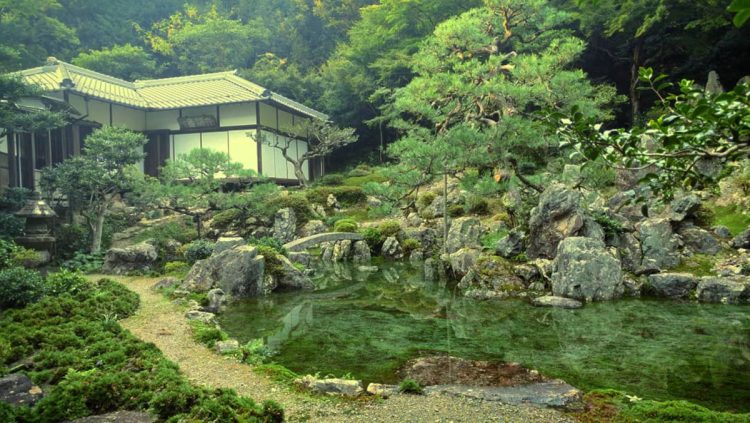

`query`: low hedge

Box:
[0,279,283,422]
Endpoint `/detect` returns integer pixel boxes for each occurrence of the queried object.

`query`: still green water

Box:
[219,262,750,412]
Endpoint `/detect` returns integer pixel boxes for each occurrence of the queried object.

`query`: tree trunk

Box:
[442,172,448,254]
[629,41,643,125]
[293,162,308,187]
[91,210,106,253]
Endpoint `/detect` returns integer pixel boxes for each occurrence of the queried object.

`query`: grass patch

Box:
[189,320,228,348]
[668,254,718,277]
[575,389,750,423]
[253,364,299,386]
[481,228,508,250]
[711,205,750,236]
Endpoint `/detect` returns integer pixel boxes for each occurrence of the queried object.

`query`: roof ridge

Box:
[55,60,136,88]
[134,70,238,87]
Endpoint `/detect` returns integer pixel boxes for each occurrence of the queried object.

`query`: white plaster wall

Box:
[201,131,228,156]
[146,110,180,131]
[112,105,146,131]
[68,94,86,115]
[278,109,294,132]
[259,103,276,128]
[87,99,110,125]
[0,134,7,154]
[228,130,257,172]
[173,133,201,158]
[220,103,256,127]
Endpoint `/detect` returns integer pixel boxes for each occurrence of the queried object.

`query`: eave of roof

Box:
[13,60,328,120]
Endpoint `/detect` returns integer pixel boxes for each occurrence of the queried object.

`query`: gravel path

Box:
[104,275,576,423]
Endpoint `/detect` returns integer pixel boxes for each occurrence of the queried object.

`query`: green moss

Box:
[163,261,191,278]
[378,220,402,238]
[416,192,436,210]
[342,172,388,187]
[401,238,421,254]
[711,205,750,236]
[481,229,508,250]
[132,219,198,244]
[253,364,299,385]
[669,254,718,277]
[189,320,228,348]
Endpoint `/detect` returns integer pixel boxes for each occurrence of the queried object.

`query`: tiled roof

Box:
[15,59,327,120]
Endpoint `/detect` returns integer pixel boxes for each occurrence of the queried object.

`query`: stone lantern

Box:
[14,192,57,263]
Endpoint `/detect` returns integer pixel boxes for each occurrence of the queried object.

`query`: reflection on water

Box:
[219,261,750,412]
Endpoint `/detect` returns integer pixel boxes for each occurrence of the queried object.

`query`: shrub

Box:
[466,198,490,215]
[262,400,285,423]
[581,158,617,189]
[61,251,105,273]
[0,187,33,211]
[316,174,344,186]
[189,321,227,347]
[448,204,465,217]
[306,186,366,208]
[398,379,423,394]
[256,246,284,276]
[184,240,214,264]
[163,261,191,278]
[0,267,47,309]
[0,239,21,269]
[247,236,286,255]
[133,220,198,245]
[359,227,384,249]
[45,270,89,296]
[416,192,436,210]
[54,224,89,260]
[378,220,402,238]
[401,238,421,254]
[334,218,358,232]
[267,194,314,224]
[0,213,24,240]
[592,211,624,237]
[211,208,242,229]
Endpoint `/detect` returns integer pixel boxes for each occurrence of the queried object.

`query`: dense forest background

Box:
[2,0,748,169]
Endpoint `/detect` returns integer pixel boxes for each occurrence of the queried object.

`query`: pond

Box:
[218,261,750,412]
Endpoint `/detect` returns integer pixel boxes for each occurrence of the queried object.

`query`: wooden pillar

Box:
[8,131,17,188]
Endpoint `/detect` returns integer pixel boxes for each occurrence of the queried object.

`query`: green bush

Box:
[0,279,276,422]
[133,220,198,245]
[416,192,436,210]
[61,251,105,273]
[401,238,421,254]
[45,270,89,297]
[256,245,284,276]
[316,174,345,186]
[189,320,227,347]
[378,220,402,238]
[306,186,367,208]
[398,379,423,394]
[163,261,191,278]
[247,236,286,255]
[184,240,214,264]
[0,267,46,309]
[466,198,490,215]
[212,208,242,229]
[54,224,89,260]
[334,218,358,232]
[0,213,24,240]
[359,227,384,249]
[267,194,314,224]
[448,204,465,217]
[581,158,617,189]
[0,239,20,269]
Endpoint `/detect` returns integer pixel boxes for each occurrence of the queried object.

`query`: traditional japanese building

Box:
[1,57,327,189]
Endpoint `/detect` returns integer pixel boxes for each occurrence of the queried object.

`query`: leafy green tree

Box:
[141,5,269,74]
[258,120,357,187]
[0,76,67,140]
[41,127,147,253]
[132,149,255,238]
[379,0,618,245]
[556,69,750,199]
[240,53,321,105]
[72,44,159,80]
[0,0,78,71]
[729,0,750,26]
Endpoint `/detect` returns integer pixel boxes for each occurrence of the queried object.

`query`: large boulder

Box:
[448,248,481,277]
[731,228,750,249]
[551,237,623,302]
[495,229,525,259]
[182,245,266,297]
[607,232,642,273]
[696,277,750,304]
[351,240,371,263]
[647,273,699,299]
[299,220,326,238]
[669,194,702,222]
[273,207,297,243]
[332,239,353,262]
[404,227,438,253]
[272,255,314,292]
[381,237,404,259]
[459,255,524,298]
[213,237,245,255]
[527,184,584,259]
[102,242,158,274]
[205,288,226,313]
[678,226,721,255]
[639,218,680,270]
[446,217,482,254]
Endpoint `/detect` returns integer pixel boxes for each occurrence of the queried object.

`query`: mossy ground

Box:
[711,205,750,236]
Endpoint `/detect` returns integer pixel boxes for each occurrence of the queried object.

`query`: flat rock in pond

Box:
[531,296,583,309]
[295,375,364,397]
[424,381,583,411]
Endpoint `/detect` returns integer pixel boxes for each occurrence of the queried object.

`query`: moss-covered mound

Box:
[0,279,282,422]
